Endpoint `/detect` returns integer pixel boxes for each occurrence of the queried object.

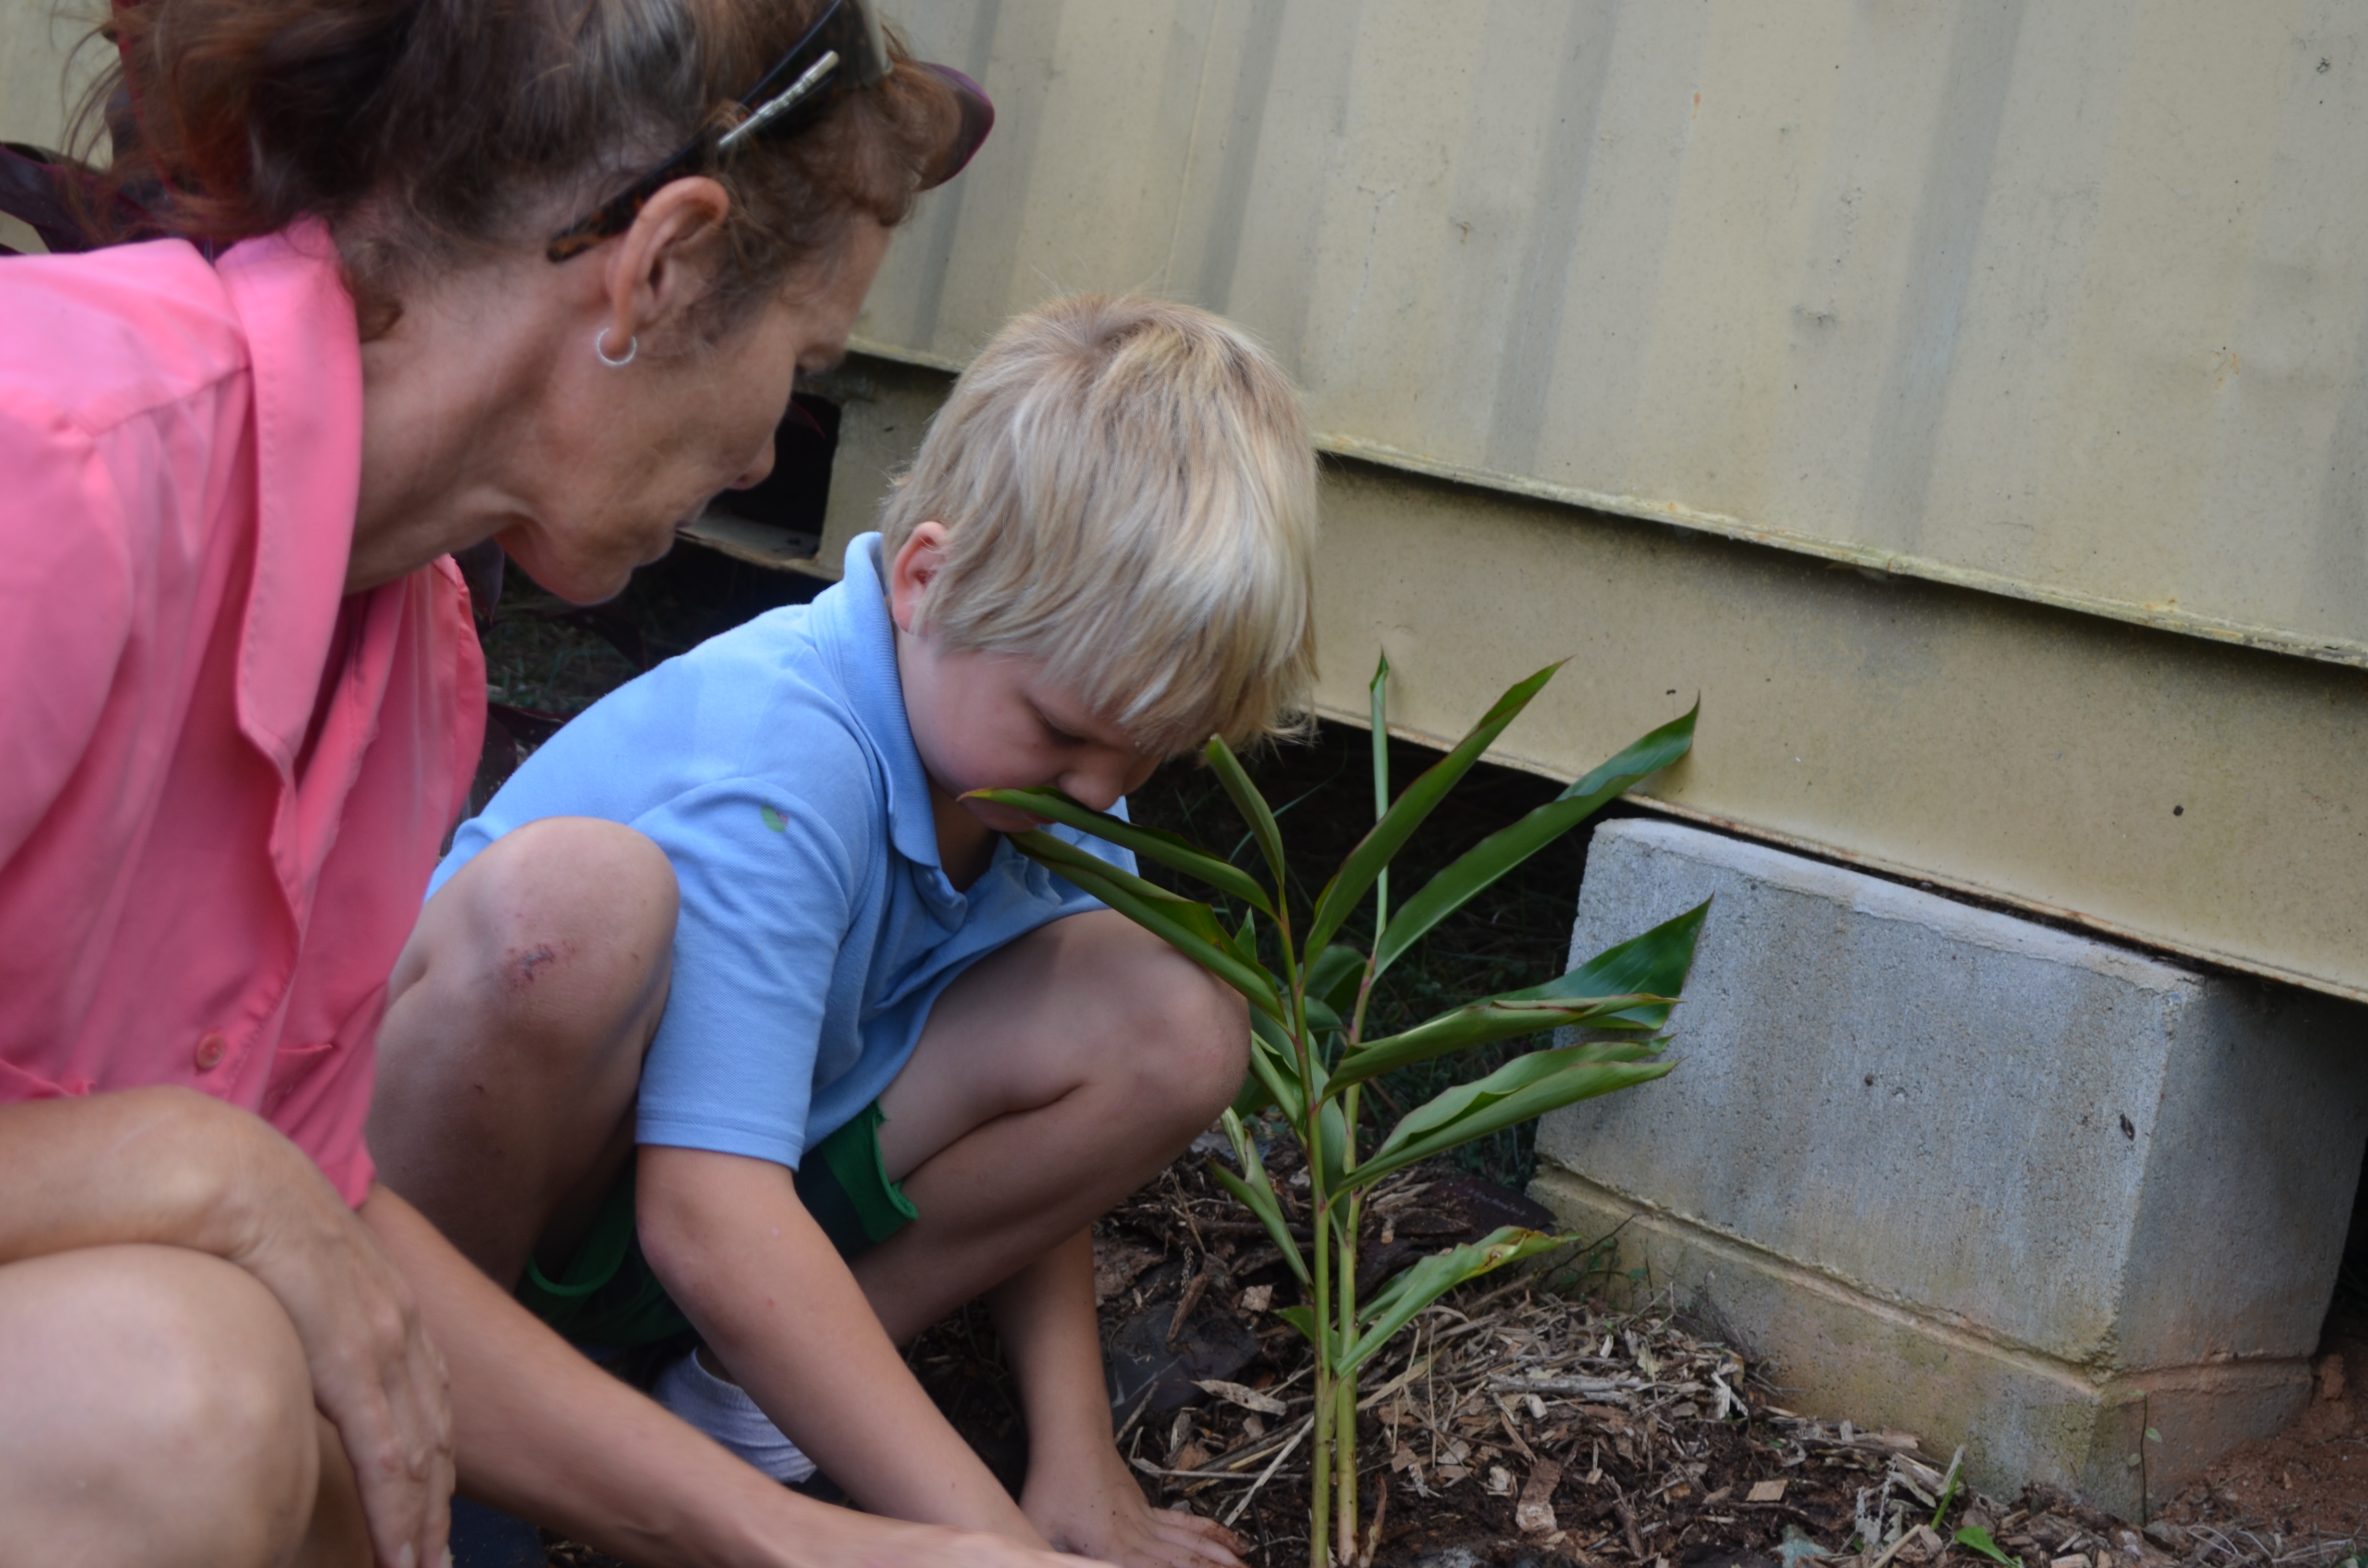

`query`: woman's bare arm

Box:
[0,1089,451,1568]
[363,1182,1091,1568]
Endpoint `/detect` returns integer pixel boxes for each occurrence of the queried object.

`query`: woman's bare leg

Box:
[367,815,677,1286]
[0,1244,369,1568]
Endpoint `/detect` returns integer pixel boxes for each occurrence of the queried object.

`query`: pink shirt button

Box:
[193,1032,228,1072]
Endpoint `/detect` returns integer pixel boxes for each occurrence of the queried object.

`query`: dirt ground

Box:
[2149,1341,2368,1544]
[717,1145,2359,1568]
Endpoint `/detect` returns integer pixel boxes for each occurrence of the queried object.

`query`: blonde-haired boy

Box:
[372,294,1318,1568]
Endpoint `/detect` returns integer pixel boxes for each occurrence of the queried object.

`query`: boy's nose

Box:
[1067,753,1158,811]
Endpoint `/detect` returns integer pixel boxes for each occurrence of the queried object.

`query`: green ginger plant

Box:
[972,658,1707,1568]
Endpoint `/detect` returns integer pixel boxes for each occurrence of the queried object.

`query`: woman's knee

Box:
[0,1245,320,1565]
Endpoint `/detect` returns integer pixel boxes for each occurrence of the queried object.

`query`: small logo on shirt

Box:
[760,804,788,833]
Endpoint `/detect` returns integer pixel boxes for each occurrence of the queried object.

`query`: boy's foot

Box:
[654,1347,820,1484]
[1023,1439,1244,1568]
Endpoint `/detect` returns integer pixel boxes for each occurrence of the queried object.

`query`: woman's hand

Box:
[0,1090,454,1568]
[234,1184,454,1568]
[820,1519,1122,1568]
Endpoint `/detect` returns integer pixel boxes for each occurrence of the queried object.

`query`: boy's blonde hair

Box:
[879,294,1320,755]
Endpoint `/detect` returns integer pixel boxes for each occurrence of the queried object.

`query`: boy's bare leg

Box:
[0,1244,370,1568]
[366,829,1097,1568]
[862,909,1251,1568]
[368,815,678,1284]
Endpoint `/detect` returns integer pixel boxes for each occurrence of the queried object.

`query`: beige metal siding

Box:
[0,2,95,147]
[0,1,99,252]
[858,0,2368,665]
[813,352,2368,1004]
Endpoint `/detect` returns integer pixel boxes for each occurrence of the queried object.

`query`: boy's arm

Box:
[636,1143,1047,1542]
[365,1182,1075,1568]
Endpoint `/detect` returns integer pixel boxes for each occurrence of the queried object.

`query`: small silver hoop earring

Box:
[594,328,638,368]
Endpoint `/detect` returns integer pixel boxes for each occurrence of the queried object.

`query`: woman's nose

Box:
[729,435,777,491]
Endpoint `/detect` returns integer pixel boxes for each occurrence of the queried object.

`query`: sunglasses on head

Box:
[545,0,991,262]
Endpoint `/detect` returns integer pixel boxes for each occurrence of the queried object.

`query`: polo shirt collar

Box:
[212,221,364,775]
[833,536,947,874]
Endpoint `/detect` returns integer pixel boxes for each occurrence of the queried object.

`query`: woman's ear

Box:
[600,175,733,353]
[888,522,952,633]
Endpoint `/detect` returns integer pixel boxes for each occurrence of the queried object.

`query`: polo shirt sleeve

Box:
[0,402,131,865]
[629,773,867,1168]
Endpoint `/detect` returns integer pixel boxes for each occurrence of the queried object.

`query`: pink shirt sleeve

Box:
[0,397,134,866]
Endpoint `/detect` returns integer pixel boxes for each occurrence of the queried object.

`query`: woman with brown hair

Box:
[0,3,1071,1565]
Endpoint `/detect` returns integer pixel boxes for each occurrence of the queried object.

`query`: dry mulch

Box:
[544,1144,2366,1568]
[907,1141,2366,1568]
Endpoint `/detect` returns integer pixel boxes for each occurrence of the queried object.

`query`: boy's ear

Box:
[888,522,952,633]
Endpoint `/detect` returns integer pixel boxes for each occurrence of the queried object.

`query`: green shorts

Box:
[516,1102,918,1349]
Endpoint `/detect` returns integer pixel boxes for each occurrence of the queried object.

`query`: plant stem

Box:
[1308,1162,1333,1568]
[1336,1089,1360,1564]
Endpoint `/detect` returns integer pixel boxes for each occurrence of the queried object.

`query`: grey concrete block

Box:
[1531,818,2368,1518]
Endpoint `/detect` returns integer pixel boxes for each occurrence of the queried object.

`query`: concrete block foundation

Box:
[1531,820,2368,1519]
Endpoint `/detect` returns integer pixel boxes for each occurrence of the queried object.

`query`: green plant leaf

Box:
[1303,1097,1349,1195]
[1334,1227,1569,1376]
[1272,1304,1322,1348]
[1208,1163,1310,1285]
[1229,1068,1277,1121]
[1328,993,1671,1090]
[1244,1011,1305,1123]
[1370,652,1393,931]
[1302,662,1565,955]
[966,786,1273,915]
[1202,737,1288,906]
[1341,1047,1673,1193]
[1370,705,1696,980]
[1928,1448,1963,1528]
[1953,1528,2014,1566]
[1303,944,1367,1016]
[1496,900,1713,1031]
[1003,830,1286,1021]
[1208,1110,1309,1284]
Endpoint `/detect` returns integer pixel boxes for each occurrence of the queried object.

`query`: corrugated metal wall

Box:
[7,0,2365,1000]
[859,0,2368,666]
[836,0,2368,1002]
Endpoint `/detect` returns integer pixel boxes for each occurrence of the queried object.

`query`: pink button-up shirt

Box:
[0,225,485,1205]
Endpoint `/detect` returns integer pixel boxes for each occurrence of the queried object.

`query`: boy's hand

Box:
[1022,1439,1246,1568]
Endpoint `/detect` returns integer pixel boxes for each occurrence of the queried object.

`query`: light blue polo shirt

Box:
[430,534,1133,1168]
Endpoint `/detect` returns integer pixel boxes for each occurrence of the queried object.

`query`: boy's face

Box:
[890,524,1163,834]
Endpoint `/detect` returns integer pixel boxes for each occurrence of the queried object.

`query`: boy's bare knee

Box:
[0,1246,318,1564]
[436,816,678,1027]
[1128,945,1251,1119]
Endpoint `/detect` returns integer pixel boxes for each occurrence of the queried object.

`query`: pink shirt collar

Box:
[215,220,365,776]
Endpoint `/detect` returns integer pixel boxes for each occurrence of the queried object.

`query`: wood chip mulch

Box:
[909,1142,2367,1568]
[548,1141,2364,1568]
